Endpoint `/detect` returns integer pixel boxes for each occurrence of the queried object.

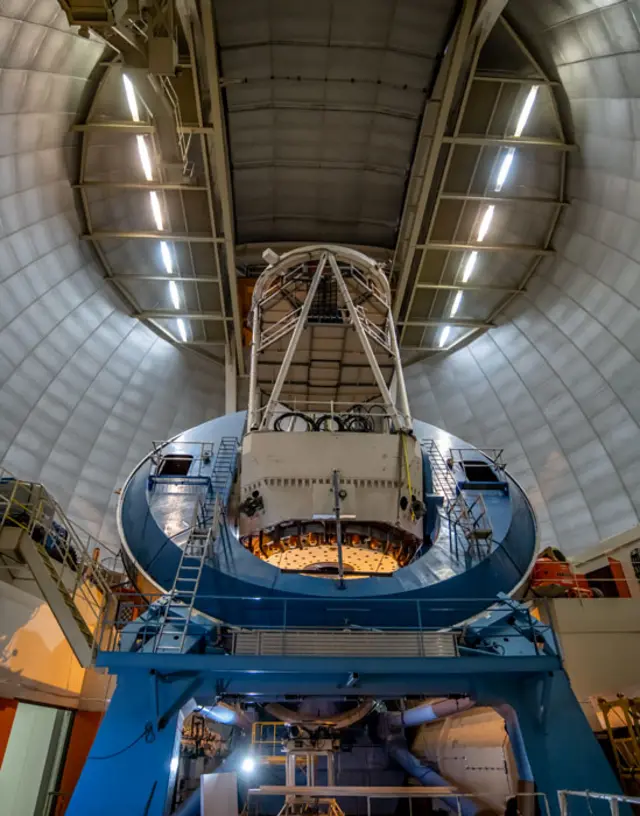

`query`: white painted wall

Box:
[546,598,640,728]
[0,579,85,704]
[571,526,640,600]
[0,702,72,816]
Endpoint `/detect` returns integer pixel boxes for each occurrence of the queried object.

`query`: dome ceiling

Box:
[2,0,640,557]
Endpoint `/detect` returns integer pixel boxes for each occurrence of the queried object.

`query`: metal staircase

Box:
[421,440,492,562]
[0,467,117,666]
[154,437,239,653]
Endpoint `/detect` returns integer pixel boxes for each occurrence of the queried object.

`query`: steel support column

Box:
[328,254,408,432]
[199,0,244,374]
[259,255,328,429]
[392,0,479,321]
[225,343,237,415]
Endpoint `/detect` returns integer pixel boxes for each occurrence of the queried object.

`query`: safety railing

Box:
[260,262,309,308]
[158,75,194,178]
[94,592,558,657]
[558,790,640,816]
[354,304,391,353]
[449,447,507,474]
[245,787,552,816]
[259,306,304,351]
[0,465,120,653]
[251,721,288,758]
[148,439,216,486]
[422,440,494,563]
[447,491,493,562]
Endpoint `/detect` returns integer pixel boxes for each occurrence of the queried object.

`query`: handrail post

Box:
[332,469,345,590]
[558,791,567,816]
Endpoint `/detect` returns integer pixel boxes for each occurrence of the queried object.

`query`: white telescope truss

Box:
[247,245,413,433]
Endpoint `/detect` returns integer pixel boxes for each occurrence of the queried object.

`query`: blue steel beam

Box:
[97,653,561,676]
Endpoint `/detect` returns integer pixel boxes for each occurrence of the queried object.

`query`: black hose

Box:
[313,414,346,432]
[273,412,315,432]
[344,413,373,432]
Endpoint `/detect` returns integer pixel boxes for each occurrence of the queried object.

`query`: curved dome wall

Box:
[406,0,640,555]
[0,2,224,548]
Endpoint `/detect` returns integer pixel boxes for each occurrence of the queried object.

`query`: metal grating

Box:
[232,629,458,657]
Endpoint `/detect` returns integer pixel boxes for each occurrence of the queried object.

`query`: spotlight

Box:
[241,756,256,773]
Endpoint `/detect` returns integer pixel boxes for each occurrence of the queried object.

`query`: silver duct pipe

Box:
[387,696,475,728]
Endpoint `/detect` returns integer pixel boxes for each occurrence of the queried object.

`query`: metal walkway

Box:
[0,467,116,666]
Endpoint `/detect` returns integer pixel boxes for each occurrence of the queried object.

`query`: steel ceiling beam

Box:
[419,242,555,254]
[474,73,560,86]
[233,158,405,176]
[177,8,233,363]
[71,122,212,134]
[415,282,521,292]
[112,274,220,282]
[229,100,419,121]
[400,318,491,328]
[199,0,244,374]
[183,341,227,347]
[138,311,229,321]
[441,135,575,149]
[82,231,223,243]
[400,346,446,353]
[73,182,208,191]
[391,0,479,321]
[470,0,512,45]
[439,193,566,205]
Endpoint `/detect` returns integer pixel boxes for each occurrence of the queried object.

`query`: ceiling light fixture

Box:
[160,241,173,274]
[122,74,140,122]
[450,290,463,317]
[169,280,180,309]
[476,205,495,242]
[150,191,163,231]
[177,318,187,342]
[495,147,515,192]
[136,135,153,181]
[514,85,539,138]
[438,325,451,348]
[462,251,478,282]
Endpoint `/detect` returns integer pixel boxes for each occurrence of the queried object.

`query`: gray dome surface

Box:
[0,2,224,547]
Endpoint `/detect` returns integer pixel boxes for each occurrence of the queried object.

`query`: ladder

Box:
[421,440,492,562]
[155,438,239,653]
[422,439,458,504]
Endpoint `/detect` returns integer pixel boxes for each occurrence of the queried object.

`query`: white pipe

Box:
[390,697,475,728]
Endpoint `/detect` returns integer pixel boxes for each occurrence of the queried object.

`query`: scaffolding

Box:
[599,696,640,788]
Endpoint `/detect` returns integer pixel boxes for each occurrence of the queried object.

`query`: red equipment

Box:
[530,547,597,598]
